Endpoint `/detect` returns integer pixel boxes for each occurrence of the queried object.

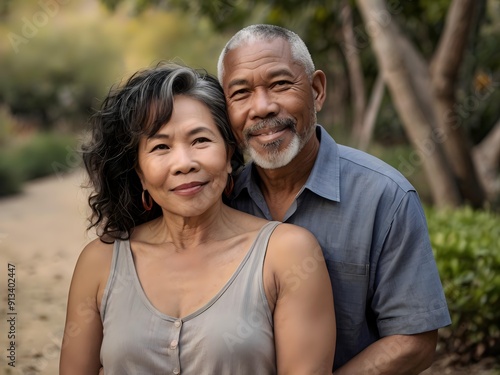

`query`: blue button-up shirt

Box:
[229,125,451,369]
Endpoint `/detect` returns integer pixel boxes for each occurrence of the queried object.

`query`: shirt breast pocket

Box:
[325,260,369,331]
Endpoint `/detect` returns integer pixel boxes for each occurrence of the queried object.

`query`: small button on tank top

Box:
[100,221,280,375]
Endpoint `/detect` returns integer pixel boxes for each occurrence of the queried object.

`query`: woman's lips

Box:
[171,181,207,195]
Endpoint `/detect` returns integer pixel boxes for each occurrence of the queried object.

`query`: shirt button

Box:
[174,320,182,328]
[170,340,178,349]
[173,368,180,374]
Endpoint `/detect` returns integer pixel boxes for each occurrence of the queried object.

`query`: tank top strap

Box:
[100,240,119,322]
[230,220,280,324]
[99,239,137,322]
[242,221,281,273]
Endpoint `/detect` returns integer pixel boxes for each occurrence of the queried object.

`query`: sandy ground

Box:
[0,168,93,375]
[0,169,497,375]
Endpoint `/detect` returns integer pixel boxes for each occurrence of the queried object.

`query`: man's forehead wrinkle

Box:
[235,49,281,67]
[231,39,288,63]
[224,40,301,89]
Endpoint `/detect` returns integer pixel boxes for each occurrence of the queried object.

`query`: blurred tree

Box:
[0,0,228,132]
[355,0,497,208]
[0,9,123,130]
[0,0,13,20]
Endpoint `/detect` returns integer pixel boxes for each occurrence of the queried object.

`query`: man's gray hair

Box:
[217,24,315,82]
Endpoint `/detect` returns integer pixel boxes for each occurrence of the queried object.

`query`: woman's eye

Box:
[151,144,169,151]
[194,137,211,144]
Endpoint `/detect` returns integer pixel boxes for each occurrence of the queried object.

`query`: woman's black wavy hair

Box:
[82,62,243,243]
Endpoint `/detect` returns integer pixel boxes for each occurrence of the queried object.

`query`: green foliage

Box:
[0,151,23,196]
[426,206,500,359]
[460,2,500,144]
[0,13,122,130]
[418,0,452,24]
[0,106,23,196]
[13,133,80,180]
[0,132,79,197]
[0,1,229,133]
[0,105,16,146]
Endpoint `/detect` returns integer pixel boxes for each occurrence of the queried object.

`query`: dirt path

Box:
[0,169,93,375]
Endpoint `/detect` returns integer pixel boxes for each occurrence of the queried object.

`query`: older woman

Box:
[59,63,335,375]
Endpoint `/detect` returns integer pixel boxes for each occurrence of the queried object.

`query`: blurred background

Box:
[0,0,499,373]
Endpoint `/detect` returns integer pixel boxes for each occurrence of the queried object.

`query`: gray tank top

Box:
[100,221,280,375]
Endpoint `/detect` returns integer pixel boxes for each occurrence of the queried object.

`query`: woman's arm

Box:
[59,239,113,375]
[265,224,336,375]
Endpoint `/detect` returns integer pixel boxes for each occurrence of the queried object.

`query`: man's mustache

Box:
[243,117,297,141]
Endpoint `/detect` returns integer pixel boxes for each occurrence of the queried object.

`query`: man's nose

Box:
[249,89,279,120]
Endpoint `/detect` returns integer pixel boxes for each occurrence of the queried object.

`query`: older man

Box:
[218,24,451,374]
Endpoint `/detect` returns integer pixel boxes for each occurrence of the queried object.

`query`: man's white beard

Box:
[247,134,301,170]
[247,120,316,170]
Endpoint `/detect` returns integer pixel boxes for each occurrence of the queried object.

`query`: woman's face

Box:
[137,95,232,218]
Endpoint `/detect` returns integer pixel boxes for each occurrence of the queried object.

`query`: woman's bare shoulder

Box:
[79,237,114,260]
[70,238,116,307]
[270,223,320,252]
[264,223,324,277]
[73,238,115,280]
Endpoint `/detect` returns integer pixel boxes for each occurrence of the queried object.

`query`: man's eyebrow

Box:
[227,69,295,89]
[227,78,248,89]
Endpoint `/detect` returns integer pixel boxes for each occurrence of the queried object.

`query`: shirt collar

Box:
[303,125,340,202]
[232,125,341,203]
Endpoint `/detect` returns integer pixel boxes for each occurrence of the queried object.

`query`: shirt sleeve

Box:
[371,191,451,336]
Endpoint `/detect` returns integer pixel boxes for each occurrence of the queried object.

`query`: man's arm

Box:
[334,330,437,375]
[334,191,448,374]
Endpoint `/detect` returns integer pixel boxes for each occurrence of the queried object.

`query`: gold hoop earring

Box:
[224,174,234,197]
[142,190,153,211]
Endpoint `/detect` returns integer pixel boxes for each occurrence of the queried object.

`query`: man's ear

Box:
[311,70,327,112]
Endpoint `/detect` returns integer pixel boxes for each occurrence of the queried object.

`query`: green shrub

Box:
[0,105,16,146]
[0,11,122,131]
[12,133,80,180]
[426,206,500,360]
[0,132,80,197]
[0,150,23,196]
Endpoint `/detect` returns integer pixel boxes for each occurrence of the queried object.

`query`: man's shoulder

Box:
[336,143,415,193]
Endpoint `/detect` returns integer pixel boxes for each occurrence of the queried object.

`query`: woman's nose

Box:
[171,146,198,175]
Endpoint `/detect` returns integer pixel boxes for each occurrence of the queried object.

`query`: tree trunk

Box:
[473,119,500,199]
[355,0,462,208]
[358,73,384,151]
[320,48,350,135]
[430,0,486,207]
[340,1,366,142]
